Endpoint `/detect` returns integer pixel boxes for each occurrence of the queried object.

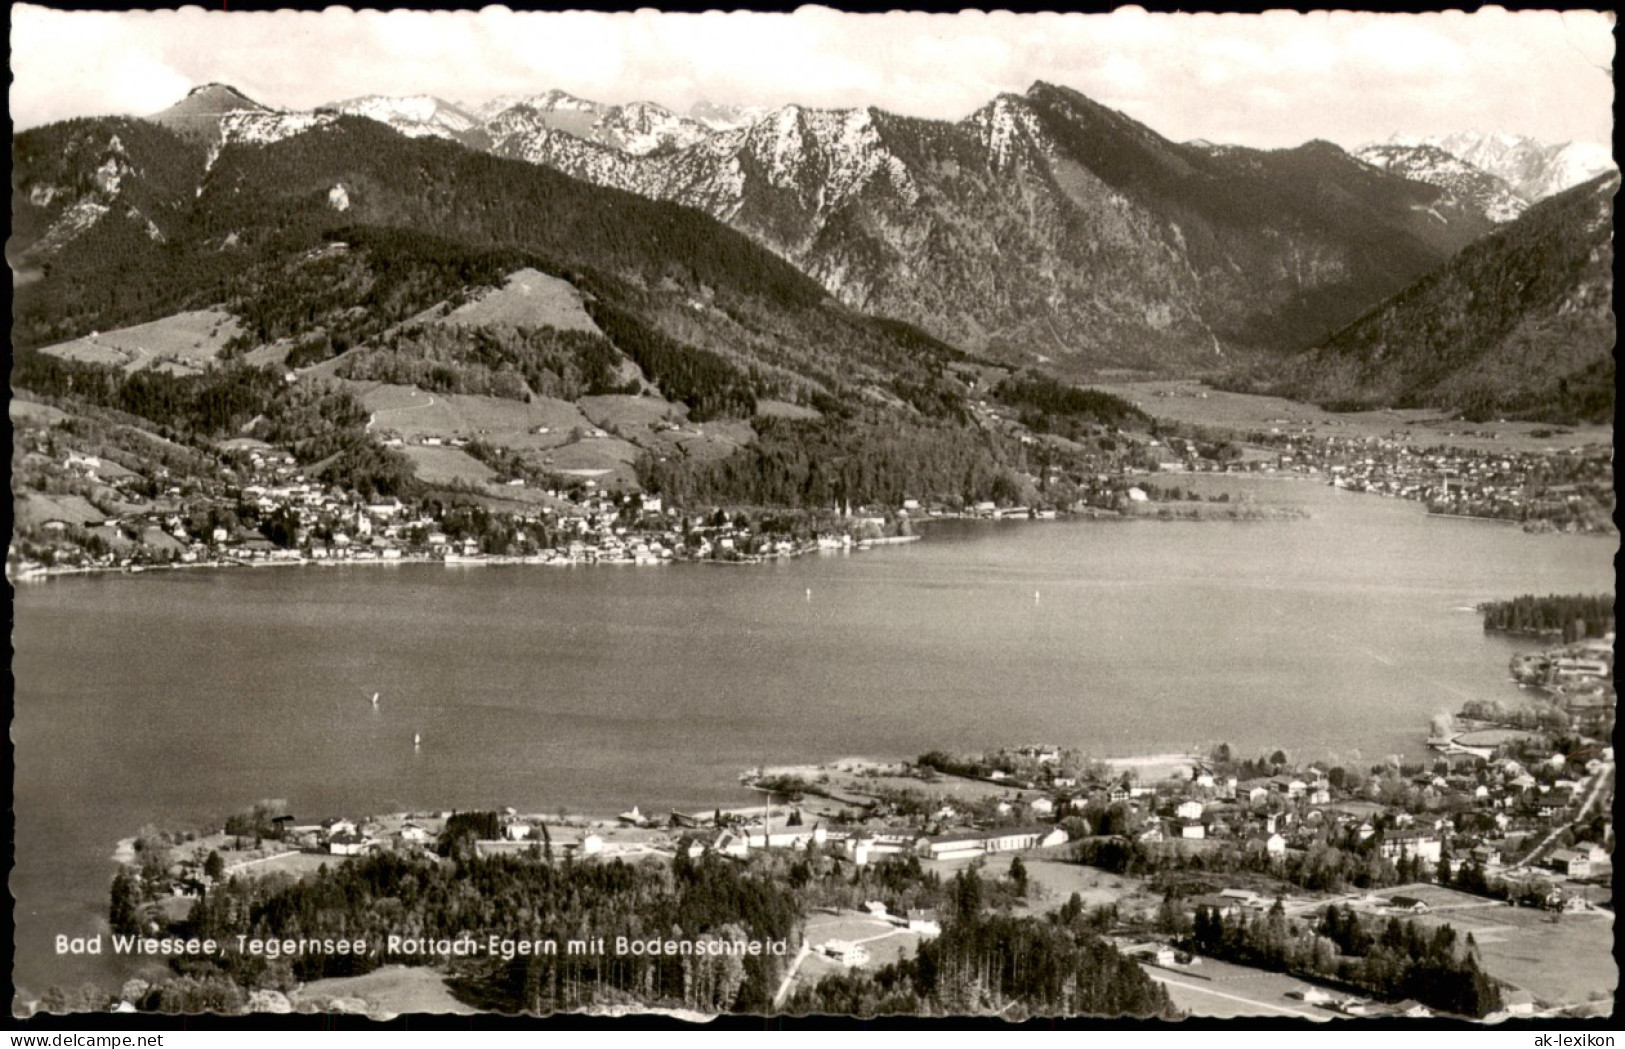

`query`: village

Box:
[8,413,904,579]
[5,405,1236,581]
[120,693,1615,1020]
[1250,431,1613,534]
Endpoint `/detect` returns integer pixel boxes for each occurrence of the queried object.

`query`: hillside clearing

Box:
[427,268,601,334]
[38,310,241,374]
[291,965,476,1017]
[401,446,496,486]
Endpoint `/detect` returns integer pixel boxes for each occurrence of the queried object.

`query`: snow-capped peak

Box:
[476,91,715,157]
[687,99,774,131]
[1376,129,1615,202]
[328,95,478,140]
[1355,141,1527,223]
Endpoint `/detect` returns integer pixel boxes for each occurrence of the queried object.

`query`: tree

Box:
[110,867,140,937]
[204,850,225,881]
[1155,895,1189,937]
[952,867,983,922]
[1009,855,1029,896]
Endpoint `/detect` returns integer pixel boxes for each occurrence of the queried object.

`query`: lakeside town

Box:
[9,383,1609,583]
[70,603,1613,1021]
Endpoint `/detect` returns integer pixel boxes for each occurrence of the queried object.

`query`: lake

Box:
[10,478,1614,999]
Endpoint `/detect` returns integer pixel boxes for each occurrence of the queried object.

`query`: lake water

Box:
[10,478,1615,998]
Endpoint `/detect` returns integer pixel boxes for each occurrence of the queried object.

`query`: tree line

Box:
[786,868,1174,1018]
[339,323,634,402]
[13,349,416,499]
[636,411,1031,511]
[1186,900,1503,1017]
[1479,594,1614,640]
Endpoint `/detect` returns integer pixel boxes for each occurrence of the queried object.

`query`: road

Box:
[1522,762,1613,867]
[772,943,811,1009]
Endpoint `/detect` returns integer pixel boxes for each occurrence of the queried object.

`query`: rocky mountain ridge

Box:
[16,81,1595,378]
[1374,130,1614,204]
[1352,143,1527,223]
[1270,171,1617,424]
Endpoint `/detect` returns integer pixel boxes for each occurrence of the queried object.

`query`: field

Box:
[358,386,590,441]
[291,965,476,1017]
[1369,883,1618,1009]
[755,399,822,421]
[1012,857,1159,918]
[1096,380,1612,454]
[780,910,928,1001]
[1144,956,1331,1020]
[10,399,69,425]
[16,492,107,528]
[400,446,496,486]
[208,850,344,879]
[38,310,241,374]
[427,268,601,334]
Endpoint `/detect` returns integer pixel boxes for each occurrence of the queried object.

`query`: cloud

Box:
[8,5,1614,150]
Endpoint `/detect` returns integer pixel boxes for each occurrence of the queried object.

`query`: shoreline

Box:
[5,498,1316,586]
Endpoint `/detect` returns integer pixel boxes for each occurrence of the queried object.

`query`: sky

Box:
[9,5,1616,148]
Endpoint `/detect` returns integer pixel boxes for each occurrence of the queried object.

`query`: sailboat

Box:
[370,692,380,708]
[413,732,421,749]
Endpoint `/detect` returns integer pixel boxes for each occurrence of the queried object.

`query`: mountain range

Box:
[1266,170,1617,423]
[11,81,1616,426]
[1376,130,1614,204]
[129,81,1569,374]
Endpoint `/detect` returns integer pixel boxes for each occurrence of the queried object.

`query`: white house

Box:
[327,832,367,856]
[905,909,941,936]
[822,940,870,967]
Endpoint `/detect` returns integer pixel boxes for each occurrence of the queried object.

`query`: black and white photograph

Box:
[8,4,1617,1026]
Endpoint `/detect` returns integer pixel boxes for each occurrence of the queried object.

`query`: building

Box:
[916,826,1068,861]
[822,940,870,967]
[327,832,367,856]
[1378,829,1441,864]
[905,909,941,936]
[1549,849,1590,878]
